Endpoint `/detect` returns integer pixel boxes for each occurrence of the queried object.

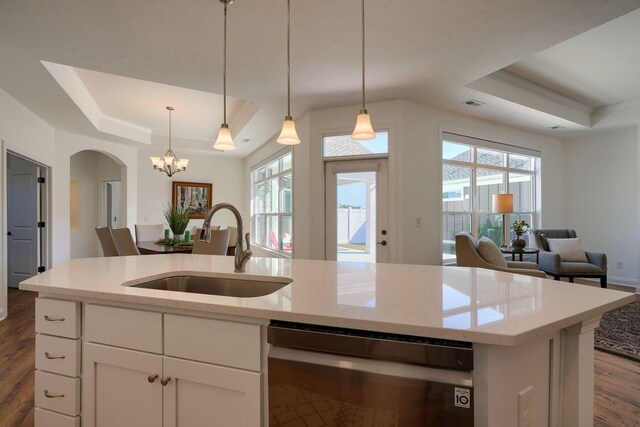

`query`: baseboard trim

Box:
[581,276,638,291]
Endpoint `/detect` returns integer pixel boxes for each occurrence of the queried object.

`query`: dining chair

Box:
[191,225,220,239]
[135,224,164,242]
[111,227,141,256]
[95,227,118,257]
[192,228,230,255]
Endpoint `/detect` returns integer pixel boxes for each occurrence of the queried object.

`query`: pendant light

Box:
[150,106,189,177]
[277,0,300,145]
[213,0,235,151]
[351,0,375,141]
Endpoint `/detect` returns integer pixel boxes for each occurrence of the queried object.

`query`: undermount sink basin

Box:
[130,275,292,297]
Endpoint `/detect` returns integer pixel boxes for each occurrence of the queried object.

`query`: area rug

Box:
[594,300,640,362]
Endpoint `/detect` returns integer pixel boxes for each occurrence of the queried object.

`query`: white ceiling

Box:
[1,0,639,156]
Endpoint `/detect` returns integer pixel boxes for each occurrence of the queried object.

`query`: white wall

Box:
[565,127,639,288]
[0,89,56,320]
[70,151,122,259]
[137,149,245,234]
[53,130,137,266]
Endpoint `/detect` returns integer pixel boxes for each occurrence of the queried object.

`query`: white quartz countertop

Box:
[20,255,634,346]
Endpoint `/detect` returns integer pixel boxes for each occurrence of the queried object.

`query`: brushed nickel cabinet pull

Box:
[160,376,171,386]
[44,352,66,360]
[44,390,65,398]
[148,374,159,383]
[43,315,65,322]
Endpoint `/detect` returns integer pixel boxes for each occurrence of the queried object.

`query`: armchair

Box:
[532,229,607,288]
[455,232,546,278]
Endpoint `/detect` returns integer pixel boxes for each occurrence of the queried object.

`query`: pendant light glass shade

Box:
[352,0,374,141]
[213,124,235,151]
[277,118,300,145]
[213,0,236,151]
[277,0,301,146]
[150,106,188,177]
[352,110,375,140]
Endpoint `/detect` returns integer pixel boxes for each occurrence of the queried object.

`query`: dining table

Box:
[136,241,194,255]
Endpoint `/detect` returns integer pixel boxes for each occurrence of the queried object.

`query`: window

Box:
[323,131,388,158]
[251,151,292,255]
[442,134,539,263]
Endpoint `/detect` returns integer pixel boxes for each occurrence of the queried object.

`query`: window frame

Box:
[250,149,293,257]
[441,137,538,264]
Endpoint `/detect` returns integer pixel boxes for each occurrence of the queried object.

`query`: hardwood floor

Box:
[0,287,638,427]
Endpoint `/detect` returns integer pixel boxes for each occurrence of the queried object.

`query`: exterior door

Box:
[325,159,388,263]
[7,153,41,288]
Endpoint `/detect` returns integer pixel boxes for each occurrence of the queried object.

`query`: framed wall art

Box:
[172,181,212,219]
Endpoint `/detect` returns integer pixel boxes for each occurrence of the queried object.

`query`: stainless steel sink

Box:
[130,275,291,297]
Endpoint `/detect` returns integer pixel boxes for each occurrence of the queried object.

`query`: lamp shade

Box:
[352,111,375,140]
[277,118,301,145]
[213,125,235,151]
[492,194,514,213]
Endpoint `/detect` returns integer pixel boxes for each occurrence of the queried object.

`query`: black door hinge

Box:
[37,221,45,228]
[37,177,45,184]
[38,266,46,273]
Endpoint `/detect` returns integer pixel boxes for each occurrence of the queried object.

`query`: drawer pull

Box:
[160,376,171,386]
[44,389,65,398]
[148,374,159,383]
[44,352,66,360]
[43,315,65,322]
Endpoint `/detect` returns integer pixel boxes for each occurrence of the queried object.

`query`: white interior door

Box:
[105,181,121,228]
[7,153,40,288]
[325,159,388,263]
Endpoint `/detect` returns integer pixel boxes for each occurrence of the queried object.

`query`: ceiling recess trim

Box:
[467,70,593,128]
[41,61,152,144]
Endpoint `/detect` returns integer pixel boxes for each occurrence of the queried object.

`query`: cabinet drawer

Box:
[35,298,80,339]
[36,334,81,377]
[165,314,262,371]
[85,304,162,353]
[35,407,80,427]
[35,371,80,416]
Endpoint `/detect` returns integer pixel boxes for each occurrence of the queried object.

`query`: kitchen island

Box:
[20,254,634,427]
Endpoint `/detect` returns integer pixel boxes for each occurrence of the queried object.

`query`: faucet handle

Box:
[244,233,251,252]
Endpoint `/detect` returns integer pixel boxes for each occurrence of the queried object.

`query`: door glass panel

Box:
[336,171,376,263]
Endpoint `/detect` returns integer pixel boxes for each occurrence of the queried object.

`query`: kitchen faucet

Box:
[200,203,252,273]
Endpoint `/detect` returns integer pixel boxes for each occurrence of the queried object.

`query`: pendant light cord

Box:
[223,2,228,125]
[287,0,291,118]
[361,0,366,111]
[168,108,172,150]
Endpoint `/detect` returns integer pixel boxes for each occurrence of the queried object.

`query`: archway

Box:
[69,150,126,258]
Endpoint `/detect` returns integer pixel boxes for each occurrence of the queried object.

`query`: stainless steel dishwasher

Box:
[267,321,474,426]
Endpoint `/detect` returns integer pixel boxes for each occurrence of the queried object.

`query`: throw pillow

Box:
[477,237,508,267]
[546,238,588,262]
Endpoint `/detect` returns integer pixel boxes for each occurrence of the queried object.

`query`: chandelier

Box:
[150,106,189,177]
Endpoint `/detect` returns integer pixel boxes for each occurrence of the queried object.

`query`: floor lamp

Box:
[492,194,513,248]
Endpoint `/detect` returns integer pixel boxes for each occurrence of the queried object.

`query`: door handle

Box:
[7,232,11,236]
[161,376,172,386]
[377,240,387,246]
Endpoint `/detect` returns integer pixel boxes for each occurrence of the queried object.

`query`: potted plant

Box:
[163,203,191,241]
[511,219,529,250]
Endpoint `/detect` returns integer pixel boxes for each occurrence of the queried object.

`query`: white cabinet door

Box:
[163,356,262,427]
[83,343,163,427]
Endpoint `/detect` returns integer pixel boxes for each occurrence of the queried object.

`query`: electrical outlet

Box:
[616,262,624,269]
[518,386,533,427]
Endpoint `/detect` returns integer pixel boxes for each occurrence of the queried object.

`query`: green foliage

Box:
[163,203,191,235]
[478,216,502,246]
[512,219,530,238]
